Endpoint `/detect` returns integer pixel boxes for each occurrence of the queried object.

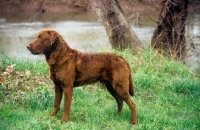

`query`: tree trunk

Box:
[92,0,143,54]
[151,0,188,61]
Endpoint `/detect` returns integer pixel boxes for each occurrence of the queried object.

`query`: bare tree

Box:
[91,0,143,54]
[151,0,188,61]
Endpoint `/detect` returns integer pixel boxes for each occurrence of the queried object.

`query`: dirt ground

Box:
[0,0,160,14]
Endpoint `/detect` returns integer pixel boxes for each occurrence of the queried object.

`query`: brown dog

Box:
[27,28,137,124]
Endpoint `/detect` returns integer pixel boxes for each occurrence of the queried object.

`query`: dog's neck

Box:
[45,36,73,68]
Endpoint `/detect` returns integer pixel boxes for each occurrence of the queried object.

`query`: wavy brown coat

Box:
[27,28,137,124]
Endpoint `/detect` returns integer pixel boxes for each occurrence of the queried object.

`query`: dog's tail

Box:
[129,75,135,96]
[123,58,134,96]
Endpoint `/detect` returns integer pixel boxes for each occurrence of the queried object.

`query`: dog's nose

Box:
[27,44,31,49]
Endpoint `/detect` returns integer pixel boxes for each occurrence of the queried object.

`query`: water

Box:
[0,12,110,60]
[0,12,199,69]
[0,20,108,58]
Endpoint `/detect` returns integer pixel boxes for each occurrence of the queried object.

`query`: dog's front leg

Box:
[61,87,73,123]
[50,84,63,116]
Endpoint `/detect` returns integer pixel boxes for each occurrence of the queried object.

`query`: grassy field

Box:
[0,49,200,130]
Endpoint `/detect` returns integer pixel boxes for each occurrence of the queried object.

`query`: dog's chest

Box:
[50,71,56,80]
[49,70,64,86]
[50,71,59,83]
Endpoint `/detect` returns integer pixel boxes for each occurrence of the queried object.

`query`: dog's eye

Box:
[37,35,42,39]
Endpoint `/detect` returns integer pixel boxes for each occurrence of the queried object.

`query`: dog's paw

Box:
[130,119,137,125]
[50,108,60,116]
[115,110,122,115]
[61,117,69,123]
[49,113,55,116]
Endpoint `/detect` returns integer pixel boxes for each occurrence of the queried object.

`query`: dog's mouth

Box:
[29,50,44,55]
[27,45,43,55]
[30,51,43,55]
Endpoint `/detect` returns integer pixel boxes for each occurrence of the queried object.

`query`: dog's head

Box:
[27,28,58,55]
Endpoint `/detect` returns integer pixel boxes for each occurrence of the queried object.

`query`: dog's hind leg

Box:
[115,83,137,124]
[105,82,123,114]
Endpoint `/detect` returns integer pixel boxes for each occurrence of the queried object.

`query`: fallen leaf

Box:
[15,78,19,86]
[2,72,10,76]
[25,70,31,77]
[5,64,16,73]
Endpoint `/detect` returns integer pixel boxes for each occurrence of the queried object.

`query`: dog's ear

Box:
[48,31,58,45]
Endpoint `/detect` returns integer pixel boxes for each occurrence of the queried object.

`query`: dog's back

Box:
[74,51,134,96]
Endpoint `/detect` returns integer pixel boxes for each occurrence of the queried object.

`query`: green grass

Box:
[0,51,48,75]
[0,49,200,130]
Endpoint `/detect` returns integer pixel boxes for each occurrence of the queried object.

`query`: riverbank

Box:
[0,0,160,14]
[0,49,200,129]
